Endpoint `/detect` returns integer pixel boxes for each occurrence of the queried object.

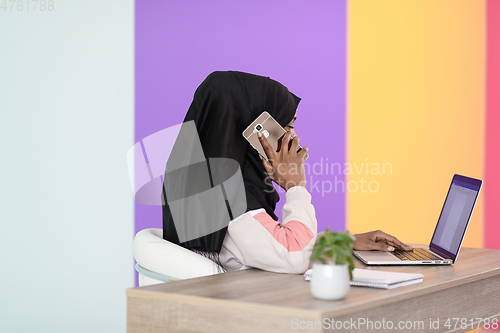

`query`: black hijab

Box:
[162,71,301,255]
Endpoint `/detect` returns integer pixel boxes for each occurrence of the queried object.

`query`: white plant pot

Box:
[310,263,350,300]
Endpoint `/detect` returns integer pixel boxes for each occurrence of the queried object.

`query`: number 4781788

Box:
[1,0,55,11]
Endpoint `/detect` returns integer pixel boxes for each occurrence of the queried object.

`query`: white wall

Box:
[0,1,134,332]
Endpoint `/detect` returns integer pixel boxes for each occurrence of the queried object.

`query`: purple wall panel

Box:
[135,0,346,241]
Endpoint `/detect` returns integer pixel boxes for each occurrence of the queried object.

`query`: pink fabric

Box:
[254,212,314,252]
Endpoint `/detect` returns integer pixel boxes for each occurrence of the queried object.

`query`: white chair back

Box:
[133,228,222,286]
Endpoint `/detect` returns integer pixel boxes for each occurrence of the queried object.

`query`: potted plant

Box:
[309,228,355,300]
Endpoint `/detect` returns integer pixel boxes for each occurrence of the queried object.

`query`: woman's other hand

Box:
[257,131,308,192]
[353,230,413,252]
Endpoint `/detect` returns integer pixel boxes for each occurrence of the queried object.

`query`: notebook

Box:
[304,268,423,289]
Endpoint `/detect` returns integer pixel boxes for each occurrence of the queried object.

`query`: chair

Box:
[133,228,222,286]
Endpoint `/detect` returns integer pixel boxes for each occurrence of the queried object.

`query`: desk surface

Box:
[127,246,500,333]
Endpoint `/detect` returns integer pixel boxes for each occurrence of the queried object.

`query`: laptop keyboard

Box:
[393,248,442,261]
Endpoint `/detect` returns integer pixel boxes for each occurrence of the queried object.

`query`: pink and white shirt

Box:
[219,186,317,274]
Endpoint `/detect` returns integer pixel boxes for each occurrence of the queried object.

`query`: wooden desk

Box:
[127,247,500,332]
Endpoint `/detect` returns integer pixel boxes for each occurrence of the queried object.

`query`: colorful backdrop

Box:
[7,1,497,331]
[347,0,499,251]
[135,0,500,267]
[135,0,347,238]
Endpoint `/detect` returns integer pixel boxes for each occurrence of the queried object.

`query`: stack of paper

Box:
[304,268,423,289]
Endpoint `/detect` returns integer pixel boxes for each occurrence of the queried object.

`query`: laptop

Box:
[353,174,482,265]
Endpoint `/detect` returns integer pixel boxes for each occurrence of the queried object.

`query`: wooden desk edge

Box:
[127,266,500,320]
[323,266,500,318]
[127,288,323,320]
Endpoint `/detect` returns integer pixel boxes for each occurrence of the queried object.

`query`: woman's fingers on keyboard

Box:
[383,240,412,251]
[374,231,413,251]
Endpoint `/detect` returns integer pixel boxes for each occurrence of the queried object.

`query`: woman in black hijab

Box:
[162,71,412,273]
[162,71,297,264]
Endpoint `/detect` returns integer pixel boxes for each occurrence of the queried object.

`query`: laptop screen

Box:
[430,175,482,260]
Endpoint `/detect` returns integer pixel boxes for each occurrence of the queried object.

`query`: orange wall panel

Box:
[347,0,485,248]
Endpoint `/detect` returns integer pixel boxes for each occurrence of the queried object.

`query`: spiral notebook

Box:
[304,268,423,289]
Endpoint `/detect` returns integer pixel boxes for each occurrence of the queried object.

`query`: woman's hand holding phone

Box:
[257,131,309,192]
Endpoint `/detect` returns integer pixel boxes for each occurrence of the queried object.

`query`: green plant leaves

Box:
[346,256,355,280]
[310,229,355,280]
[311,241,326,262]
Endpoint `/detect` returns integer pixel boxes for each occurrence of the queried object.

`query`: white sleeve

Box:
[222,186,317,274]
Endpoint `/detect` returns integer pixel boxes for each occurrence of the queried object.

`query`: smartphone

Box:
[242,111,307,162]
